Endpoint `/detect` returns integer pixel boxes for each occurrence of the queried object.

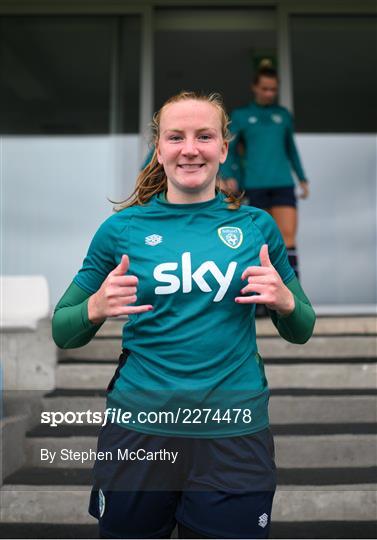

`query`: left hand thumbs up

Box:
[259,244,272,268]
[236,244,295,315]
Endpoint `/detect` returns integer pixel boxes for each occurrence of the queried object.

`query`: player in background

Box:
[220,59,309,280]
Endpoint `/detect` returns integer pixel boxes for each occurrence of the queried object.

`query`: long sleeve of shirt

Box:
[51,281,104,349]
[285,112,307,182]
[269,275,316,343]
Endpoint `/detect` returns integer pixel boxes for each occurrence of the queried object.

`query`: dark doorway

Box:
[154,8,276,115]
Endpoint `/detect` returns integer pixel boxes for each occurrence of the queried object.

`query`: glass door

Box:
[153,7,277,115]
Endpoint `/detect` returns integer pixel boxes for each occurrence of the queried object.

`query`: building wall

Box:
[2,133,376,308]
[1,2,376,310]
[2,135,140,309]
[297,135,376,306]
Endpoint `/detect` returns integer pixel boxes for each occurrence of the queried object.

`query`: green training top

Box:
[220,102,307,189]
[53,190,315,437]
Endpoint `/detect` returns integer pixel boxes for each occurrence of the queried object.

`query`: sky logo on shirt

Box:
[153,252,237,302]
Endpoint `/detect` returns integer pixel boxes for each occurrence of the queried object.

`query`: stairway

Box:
[1,316,376,539]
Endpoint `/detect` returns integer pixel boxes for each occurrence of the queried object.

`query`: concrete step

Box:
[56,363,114,390]
[0,486,94,525]
[0,524,98,539]
[55,362,377,390]
[41,392,377,424]
[272,487,377,522]
[266,363,376,388]
[97,316,377,338]
[258,336,376,359]
[42,393,106,415]
[0,414,29,482]
[1,521,377,539]
[269,394,377,424]
[1,482,376,524]
[24,433,377,469]
[270,521,377,539]
[58,335,377,361]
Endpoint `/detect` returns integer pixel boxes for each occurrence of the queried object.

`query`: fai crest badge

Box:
[99,489,106,518]
[218,227,243,249]
[271,114,282,124]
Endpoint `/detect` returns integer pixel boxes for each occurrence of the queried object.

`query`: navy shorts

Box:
[244,186,297,209]
[89,422,276,539]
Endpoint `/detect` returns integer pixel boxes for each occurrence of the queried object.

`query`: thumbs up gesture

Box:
[235,244,295,316]
[88,254,153,324]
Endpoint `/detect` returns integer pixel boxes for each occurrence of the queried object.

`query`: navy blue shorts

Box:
[244,186,297,209]
[89,422,276,538]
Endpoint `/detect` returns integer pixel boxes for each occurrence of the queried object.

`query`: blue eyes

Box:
[168,135,212,142]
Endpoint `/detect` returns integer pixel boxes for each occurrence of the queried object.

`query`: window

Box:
[0,16,141,134]
[290,15,376,132]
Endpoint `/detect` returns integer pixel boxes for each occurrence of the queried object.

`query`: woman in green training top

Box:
[52,91,315,539]
[220,60,309,279]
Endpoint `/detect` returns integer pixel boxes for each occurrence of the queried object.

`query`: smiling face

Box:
[156,99,228,201]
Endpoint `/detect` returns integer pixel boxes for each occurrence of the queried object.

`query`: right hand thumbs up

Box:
[88,254,153,324]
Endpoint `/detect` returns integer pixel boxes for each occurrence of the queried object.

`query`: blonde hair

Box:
[110,90,244,211]
[253,58,277,84]
[259,58,273,69]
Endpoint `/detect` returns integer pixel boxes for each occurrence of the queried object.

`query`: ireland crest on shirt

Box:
[218,227,243,249]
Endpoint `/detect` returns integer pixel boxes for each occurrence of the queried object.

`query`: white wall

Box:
[295,134,376,306]
[2,134,376,310]
[2,135,140,311]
